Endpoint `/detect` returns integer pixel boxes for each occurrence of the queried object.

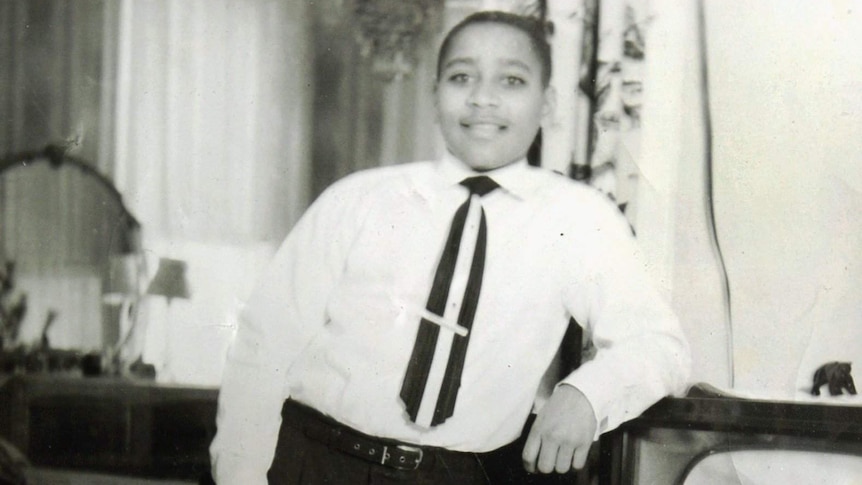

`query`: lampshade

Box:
[146,258,190,301]
[102,255,139,305]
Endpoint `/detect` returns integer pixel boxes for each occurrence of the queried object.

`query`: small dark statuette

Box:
[811,361,857,396]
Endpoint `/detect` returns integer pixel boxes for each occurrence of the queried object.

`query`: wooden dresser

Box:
[0,375,217,483]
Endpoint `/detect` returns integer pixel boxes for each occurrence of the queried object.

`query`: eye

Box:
[502,75,526,86]
[447,72,471,84]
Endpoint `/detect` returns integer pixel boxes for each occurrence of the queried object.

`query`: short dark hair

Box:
[436,11,552,87]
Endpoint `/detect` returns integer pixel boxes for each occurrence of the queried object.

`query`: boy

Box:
[211,11,689,485]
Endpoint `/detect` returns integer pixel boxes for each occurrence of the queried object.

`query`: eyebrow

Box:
[500,59,533,73]
[441,57,474,71]
[442,57,534,73]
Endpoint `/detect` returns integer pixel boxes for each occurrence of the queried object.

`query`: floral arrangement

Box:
[0,261,83,374]
[0,262,26,351]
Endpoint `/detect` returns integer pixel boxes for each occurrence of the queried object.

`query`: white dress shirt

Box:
[211,153,690,484]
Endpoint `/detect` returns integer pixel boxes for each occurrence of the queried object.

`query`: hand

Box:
[522,384,597,474]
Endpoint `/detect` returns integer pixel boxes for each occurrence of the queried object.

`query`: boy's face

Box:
[434,22,554,172]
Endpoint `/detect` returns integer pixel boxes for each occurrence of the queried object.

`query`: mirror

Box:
[1,146,141,373]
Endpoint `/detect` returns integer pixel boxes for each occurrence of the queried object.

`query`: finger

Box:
[555,444,575,474]
[537,442,558,474]
[572,442,592,470]
[521,428,542,473]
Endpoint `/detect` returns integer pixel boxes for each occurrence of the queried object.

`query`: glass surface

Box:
[681,449,862,485]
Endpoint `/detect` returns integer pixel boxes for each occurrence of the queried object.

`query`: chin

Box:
[465,163,495,172]
[458,154,514,172]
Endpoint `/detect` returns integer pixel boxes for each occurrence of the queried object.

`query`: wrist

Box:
[554,383,598,438]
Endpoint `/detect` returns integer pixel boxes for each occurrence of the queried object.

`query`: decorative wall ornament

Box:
[352,0,444,81]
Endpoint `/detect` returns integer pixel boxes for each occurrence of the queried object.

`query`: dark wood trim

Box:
[0,375,217,481]
[602,396,862,485]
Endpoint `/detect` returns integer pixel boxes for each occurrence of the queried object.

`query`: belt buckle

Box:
[378,445,389,466]
[393,444,423,471]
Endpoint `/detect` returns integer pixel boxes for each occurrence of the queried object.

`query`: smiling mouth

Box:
[461,121,507,138]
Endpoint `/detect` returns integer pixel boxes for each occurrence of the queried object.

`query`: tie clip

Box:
[403,304,469,337]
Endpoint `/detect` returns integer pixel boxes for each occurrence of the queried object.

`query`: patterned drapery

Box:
[509,0,733,386]
[480,0,651,220]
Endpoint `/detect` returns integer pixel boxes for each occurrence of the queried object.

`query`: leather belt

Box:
[281,400,427,472]
[303,424,424,471]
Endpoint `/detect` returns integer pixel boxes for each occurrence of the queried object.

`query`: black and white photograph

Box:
[1,1,860,484]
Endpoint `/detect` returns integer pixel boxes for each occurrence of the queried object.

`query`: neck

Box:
[445,151,526,174]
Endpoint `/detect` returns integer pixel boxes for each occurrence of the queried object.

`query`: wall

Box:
[633,0,862,394]
[706,0,862,396]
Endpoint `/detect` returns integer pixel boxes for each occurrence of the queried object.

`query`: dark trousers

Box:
[267,401,580,485]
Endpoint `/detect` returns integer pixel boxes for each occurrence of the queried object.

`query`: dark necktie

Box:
[400,175,499,427]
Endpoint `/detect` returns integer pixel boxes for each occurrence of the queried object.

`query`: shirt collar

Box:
[435,150,544,200]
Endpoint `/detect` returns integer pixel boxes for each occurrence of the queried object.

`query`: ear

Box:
[432,79,441,124]
[541,85,557,125]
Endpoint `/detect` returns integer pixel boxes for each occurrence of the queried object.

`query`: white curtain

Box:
[113,0,313,385]
[634,0,733,387]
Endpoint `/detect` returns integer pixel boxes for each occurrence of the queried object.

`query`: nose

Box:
[467,80,500,107]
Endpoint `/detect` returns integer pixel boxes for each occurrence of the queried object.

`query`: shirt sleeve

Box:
[210,182,359,485]
[559,198,691,439]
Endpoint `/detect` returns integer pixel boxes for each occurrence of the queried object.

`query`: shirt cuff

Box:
[554,381,604,442]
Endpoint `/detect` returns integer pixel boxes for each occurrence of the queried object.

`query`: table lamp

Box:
[145,257,190,381]
[146,258,190,303]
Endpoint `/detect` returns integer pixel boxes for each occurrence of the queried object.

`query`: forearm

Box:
[560,327,690,436]
[561,199,692,436]
[210,347,287,484]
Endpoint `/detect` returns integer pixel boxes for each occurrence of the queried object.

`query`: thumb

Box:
[521,424,542,473]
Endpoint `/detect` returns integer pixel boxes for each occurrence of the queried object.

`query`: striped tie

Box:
[400,175,499,427]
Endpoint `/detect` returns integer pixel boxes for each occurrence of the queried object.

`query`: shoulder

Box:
[534,169,619,215]
[310,161,433,214]
[530,169,632,237]
[291,162,433,238]
[320,161,432,201]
